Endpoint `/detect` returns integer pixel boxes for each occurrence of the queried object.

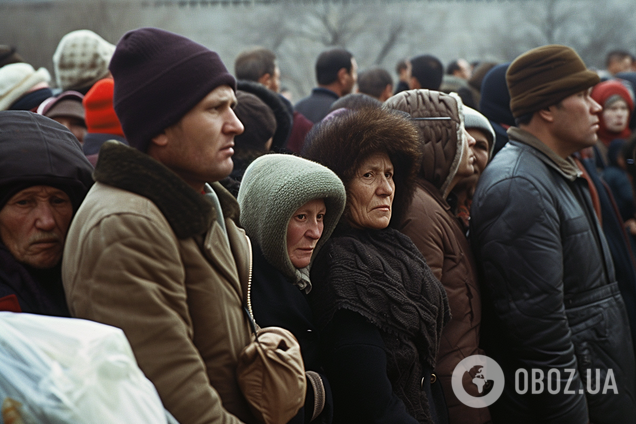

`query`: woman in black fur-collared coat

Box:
[303,107,451,424]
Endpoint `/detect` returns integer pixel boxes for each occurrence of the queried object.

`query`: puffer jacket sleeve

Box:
[470,175,589,424]
[64,211,244,424]
[401,188,445,281]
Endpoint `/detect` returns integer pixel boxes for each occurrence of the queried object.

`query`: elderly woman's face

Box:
[347,153,395,230]
[286,198,326,269]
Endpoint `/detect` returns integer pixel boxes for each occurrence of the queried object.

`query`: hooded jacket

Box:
[471,127,636,424]
[0,111,94,316]
[62,141,257,424]
[238,154,346,423]
[384,90,490,424]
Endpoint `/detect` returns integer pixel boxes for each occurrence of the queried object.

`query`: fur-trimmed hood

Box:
[303,107,422,228]
[384,89,467,198]
[93,140,239,239]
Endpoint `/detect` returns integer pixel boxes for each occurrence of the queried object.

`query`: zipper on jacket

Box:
[245,235,255,319]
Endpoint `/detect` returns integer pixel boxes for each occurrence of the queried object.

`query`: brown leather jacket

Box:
[62,141,257,424]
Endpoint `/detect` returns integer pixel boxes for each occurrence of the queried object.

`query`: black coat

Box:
[0,243,69,316]
[309,225,449,424]
[294,88,339,124]
[251,243,333,424]
[471,129,636,424]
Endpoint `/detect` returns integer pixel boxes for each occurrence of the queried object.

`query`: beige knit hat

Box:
[53,30,115,91]
[0,63,50,111]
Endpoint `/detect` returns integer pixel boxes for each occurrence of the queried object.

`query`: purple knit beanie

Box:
[109,28,236,152]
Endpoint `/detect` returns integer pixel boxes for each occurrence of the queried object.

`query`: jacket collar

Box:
[93,140,239,239]
[507,127,582,182]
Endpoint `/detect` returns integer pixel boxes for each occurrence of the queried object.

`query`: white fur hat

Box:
[0,63,51,111]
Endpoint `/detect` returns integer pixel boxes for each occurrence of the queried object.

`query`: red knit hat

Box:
[83,78,124,137]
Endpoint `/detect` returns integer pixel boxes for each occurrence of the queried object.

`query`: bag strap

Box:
[243,306,259,339]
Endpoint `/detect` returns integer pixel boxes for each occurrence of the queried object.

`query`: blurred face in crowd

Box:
[270,65,281,93]
[455,59,472,80]
[467,128,491,176]
[52,116,87,144]
[602,99,630,133]
[286,199,326,269]
[150,85,244,191]
[260,64,281,93]
[549,89,602,156]
[342,58,358,96]
[346,152,395,230]
[457,128,477,178]
[0,185,73,269]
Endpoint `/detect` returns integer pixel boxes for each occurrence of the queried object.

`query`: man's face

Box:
[550,89,602,153]
[609,57,632,75]
[342,58,358,96]
[156,85,244,190]
[455,59,472,80]
[270,65,281,93]
[0,185,73,269]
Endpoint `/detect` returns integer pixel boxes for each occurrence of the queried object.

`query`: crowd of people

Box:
[3,26,636,424]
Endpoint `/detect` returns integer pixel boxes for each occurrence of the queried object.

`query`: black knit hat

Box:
[234,91,276,151]
[109,27,236,152]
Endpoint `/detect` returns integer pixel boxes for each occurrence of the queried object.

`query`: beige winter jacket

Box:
[62,141,257,424]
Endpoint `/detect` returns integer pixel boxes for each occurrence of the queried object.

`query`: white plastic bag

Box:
[0,312,170,424]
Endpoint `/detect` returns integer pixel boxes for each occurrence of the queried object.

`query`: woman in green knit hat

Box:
[237,153,346,424]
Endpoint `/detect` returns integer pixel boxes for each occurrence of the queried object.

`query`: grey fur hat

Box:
[238,153,346,293]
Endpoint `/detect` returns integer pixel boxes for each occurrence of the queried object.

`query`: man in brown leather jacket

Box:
[62,28,259,424]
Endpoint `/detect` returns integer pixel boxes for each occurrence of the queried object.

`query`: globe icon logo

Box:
[452,355,504,408]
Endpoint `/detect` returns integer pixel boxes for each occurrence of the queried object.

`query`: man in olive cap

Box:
[471,45,636,423]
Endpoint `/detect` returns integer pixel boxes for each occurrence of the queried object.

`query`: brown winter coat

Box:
[62,141,257,424]
[385,90,490,424]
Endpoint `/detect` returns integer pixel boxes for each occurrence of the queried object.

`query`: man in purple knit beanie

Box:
[62,28,260,424]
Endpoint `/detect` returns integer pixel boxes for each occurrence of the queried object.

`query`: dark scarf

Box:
[0,243,69,316]
[9,88,53,111]
[310,224,449,366]
[310,224,449,422]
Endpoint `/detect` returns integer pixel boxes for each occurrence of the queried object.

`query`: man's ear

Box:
[537,107,555,123]
[258,73,272,88]
[380,84,393,102]
[337,68,348,85]
[409,76,421,90]
[151,132,169,147]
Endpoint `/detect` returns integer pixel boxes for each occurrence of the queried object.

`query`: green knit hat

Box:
[238,154,346,293]
[507,45,600,118]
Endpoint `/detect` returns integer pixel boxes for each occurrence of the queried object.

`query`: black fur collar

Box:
[93,140,238,239]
